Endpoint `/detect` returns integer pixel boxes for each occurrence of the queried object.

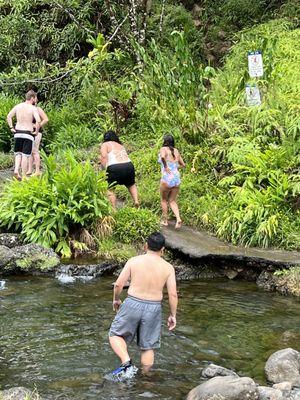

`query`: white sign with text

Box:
[246,84,261,106]
[248,51,264,77]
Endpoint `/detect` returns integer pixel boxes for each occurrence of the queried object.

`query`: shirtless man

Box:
[7,90,41,179]
[108,232,178,378]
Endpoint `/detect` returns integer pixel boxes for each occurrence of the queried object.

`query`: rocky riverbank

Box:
[187,348,300,400]
[2,348,299,400]
[0,232,299,296]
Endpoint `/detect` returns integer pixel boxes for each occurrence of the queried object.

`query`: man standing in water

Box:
[7,90,40,180]
[108,232,178,379]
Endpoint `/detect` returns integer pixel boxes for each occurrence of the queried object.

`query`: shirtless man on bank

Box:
[7,90,40,180]
[108,232,178,379]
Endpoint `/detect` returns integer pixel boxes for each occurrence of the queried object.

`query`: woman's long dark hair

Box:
[103,130,122,144]
[162,134,175,159]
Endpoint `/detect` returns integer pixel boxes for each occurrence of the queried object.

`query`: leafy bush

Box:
[0,151,110,256]
[50,125,100,151]
[114,207,159,244]
[0,152,13,170]
[133,32,206,143]
[96,237,136,262]
[220,0,267,28]
[0,94,20,152]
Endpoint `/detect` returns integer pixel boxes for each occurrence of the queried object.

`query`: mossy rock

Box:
[1,243,60,275]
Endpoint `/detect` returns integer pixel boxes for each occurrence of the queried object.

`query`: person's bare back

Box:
[11,102,40,132]
[127,253,173,301]
[109,232,178,375]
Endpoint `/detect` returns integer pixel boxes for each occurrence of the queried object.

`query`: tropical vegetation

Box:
[0,0,299,258]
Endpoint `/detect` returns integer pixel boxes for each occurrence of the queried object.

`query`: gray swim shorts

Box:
[109,295,162,350]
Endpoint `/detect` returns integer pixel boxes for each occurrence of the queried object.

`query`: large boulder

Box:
[0,233,22,248]
[257,386,283,400]
[0,245,15,268]
[202,364,238,379]
[0,243,60,275]
[0,387,40,399]
[265,349,300,387]
[186,376,259,400]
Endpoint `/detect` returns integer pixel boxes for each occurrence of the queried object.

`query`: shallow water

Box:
[0,276,299,399]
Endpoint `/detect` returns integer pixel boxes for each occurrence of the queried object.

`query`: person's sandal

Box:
[160,220,169,227]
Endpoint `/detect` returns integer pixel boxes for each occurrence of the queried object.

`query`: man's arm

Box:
[38,107,49,128]
[7,106,17,133]
[112,261,131,311]
[33,107,41,134]
[166,267,178,330]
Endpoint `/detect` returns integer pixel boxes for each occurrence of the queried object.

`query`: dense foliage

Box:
[0,0,299,254]
[0,152,110,256]
[114,207,160,244]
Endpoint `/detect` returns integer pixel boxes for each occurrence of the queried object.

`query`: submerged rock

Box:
[0,387,40,399]
[0,233,22,248]
[186,376,259,400]
[201,364,238,379]
[257,271,300,297]
[55,262,120,281]
[0,243,60,275]
[265,348,300,387]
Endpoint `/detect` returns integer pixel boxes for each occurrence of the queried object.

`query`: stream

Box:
[1,276,299,399]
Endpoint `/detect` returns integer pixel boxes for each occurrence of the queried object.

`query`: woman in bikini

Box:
[100,130,139,209]
[159,135,185,229]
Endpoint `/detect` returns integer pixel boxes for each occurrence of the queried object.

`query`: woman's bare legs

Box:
[33,151,41,175]
[160,183,171,226]
[169,186,182,229]
[27,156,33,175]
[108,189,117,210]
[128,184,139,208]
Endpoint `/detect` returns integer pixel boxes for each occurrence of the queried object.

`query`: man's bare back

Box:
[7,102,40,132]
[109,232,178,375]
[127,253,174,301]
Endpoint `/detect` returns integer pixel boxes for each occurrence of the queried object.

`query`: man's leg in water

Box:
[109,335,131,364]
[141,350,154,372]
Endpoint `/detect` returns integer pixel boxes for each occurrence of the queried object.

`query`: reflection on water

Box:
[0,276,299,399]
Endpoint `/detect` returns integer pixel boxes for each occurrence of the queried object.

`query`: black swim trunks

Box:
[107,162,135,188]
[14,130,35,156]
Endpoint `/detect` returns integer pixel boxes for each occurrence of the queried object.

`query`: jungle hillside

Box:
[0,0,299,257]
